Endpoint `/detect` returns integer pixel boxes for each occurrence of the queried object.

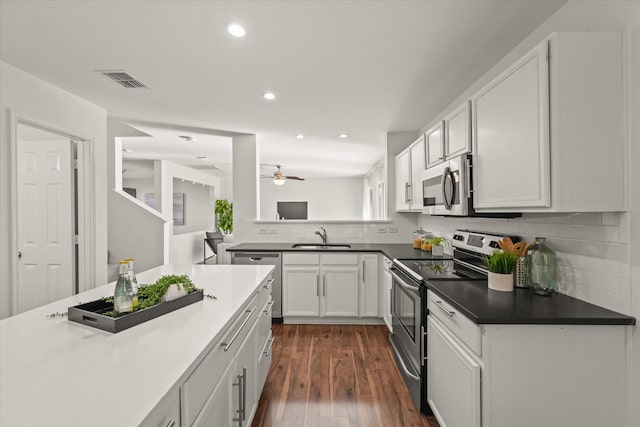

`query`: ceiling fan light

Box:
[273,177,286,185]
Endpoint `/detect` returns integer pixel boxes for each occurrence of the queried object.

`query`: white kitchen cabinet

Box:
[428,316,481,427]
[395,135,425,212]
[191,363,234,427]
[395,148,412,211]
[426,290,629,427]
[472,31,624,212]
[425,121,445,168]
[322,266,359,316]
[283,252,381,321]
[359,254,379,317]
[409,135,425,210]
[444,101,471,160]
[283,266,321,316]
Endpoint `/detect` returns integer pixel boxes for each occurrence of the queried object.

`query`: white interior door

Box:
[16,137,75,313]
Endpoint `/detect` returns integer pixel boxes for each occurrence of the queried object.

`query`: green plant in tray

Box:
[483,250,519,274]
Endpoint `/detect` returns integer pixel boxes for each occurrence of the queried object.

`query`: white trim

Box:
[8,110,97,312]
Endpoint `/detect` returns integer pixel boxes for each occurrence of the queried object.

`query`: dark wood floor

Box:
[252,324,440,427]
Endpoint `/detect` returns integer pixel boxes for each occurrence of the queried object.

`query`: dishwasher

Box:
[231,252,282,322]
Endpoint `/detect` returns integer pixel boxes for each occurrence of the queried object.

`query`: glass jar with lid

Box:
[412,228,427,249]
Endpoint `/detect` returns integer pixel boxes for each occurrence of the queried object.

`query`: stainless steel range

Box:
[389,229,516,415]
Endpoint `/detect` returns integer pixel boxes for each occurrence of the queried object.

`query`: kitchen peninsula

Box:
[0,264,274,427]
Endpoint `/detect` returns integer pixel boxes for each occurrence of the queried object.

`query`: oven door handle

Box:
[454,258,488,275]
[390,269,420,292]
[390,334,420,381]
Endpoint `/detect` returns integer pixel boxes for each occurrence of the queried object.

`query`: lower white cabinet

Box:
[283,252,379,321]
[427,316,481,427]
[181,274,273,427]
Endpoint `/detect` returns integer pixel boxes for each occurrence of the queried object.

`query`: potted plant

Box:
[215,199,233,239]
[430,236,446,256]
[484,250,519,292]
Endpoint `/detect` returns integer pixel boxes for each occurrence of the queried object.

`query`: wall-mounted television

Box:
[277,201,308,220]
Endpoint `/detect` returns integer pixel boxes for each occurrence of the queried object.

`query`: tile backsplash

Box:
[418,212,632,315]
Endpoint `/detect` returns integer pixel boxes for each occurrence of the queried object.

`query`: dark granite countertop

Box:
[426,279,636,325]
[227,242,450,261]
[226,242,635,326]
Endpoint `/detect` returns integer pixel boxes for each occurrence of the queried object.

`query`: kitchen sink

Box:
[291,244,352,249]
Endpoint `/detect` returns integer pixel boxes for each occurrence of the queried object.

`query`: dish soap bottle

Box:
[114,260,133,314]
[528,237,557,296]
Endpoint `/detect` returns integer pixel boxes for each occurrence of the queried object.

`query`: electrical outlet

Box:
[388,227,399,233]
[377,227,387,233]
[259,228,268,234]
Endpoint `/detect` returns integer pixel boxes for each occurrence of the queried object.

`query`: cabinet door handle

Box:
[233,375,242,425]
[362,260,366,284]
[322,274,326,296]
[221,307,257,351]
[166,421,175,427]
[420,325,426,366]
[317,274,320,297]
[263,277,274,290]
[242,367,247,421]
[405,182,411,203]
[434,300,455,317]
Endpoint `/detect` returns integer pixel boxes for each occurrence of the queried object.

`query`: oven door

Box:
[390,267,423,410]
[422,154,470,216]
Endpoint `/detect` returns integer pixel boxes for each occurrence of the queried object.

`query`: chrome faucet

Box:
[315,227,327,244]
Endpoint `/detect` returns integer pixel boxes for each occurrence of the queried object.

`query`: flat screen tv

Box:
[277,201,308,220]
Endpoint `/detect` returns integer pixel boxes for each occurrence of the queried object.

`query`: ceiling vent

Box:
[190,164,222,171]
[97,70,148,89]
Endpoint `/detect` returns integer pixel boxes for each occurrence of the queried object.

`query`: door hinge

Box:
[72,235,79,245]
[73,159,79,169]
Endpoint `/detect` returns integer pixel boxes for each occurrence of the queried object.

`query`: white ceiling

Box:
[0,0,566,178]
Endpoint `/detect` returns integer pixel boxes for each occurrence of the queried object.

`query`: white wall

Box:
[172,179,215,234]
[260,177,363,220]
[0,61,108,319]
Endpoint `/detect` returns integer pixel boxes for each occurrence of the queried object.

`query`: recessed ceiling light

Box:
[263,92,276,100]
[227,23,246,37]
[179,135,195,142]
[196,156,210,161]
[296,134,304,139]
[339,133,348,139]
[122,148,133,153]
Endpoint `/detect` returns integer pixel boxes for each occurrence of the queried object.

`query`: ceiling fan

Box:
[261,165,305,185]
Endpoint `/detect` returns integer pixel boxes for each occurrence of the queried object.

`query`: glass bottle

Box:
[114,260,133,314]
[528,237,557,296]
[125,258,139,309]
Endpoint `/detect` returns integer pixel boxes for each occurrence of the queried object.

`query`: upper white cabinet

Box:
[426,102,470,169]
[425,122,444,168]
[395,135,425,212]
[472,31,624,213]
[444,101,471,160]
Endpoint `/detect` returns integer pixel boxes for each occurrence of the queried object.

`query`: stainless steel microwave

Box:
[422,154,519,218]
[422,154,471,216]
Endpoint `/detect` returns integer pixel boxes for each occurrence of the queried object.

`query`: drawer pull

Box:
[265,299,275,316]
[166,421,175,427]
[265,335,275,357]
[263,278,275,290]
[434,300,455,317]
[221,306,257,351]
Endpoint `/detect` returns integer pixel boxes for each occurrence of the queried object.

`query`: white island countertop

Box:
[0,264,274,427]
